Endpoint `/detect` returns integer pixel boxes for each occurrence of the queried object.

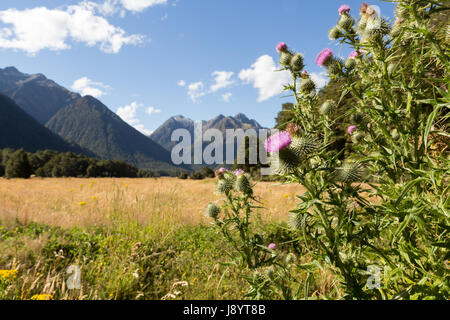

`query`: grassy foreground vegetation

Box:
[0,177,337,300]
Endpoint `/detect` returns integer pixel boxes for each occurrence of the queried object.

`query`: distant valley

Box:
[0,66,266,172]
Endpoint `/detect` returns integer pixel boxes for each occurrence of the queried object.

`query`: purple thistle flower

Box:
[268,243,276,250]
[315,48,333,66]
[349,50,366,59]
[348,125,357,135]
[235,169,244,176]
[218,167,227,173]
[338,5,351,15]
[349,51,359,59]
[265,132,292,153]
[276,42,288,52]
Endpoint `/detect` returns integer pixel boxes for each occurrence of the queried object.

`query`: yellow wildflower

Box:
[0,269,18,281]
[30,294,53,300]
[78,201,87,206]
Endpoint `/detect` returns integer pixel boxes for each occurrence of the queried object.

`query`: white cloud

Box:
[116,101,154,135]
[222,92,232,103]
[310,72,329,89]
[120,0,167,12]
[161,13,168,21]
[210,71,234,92]
[145,106,161,115]
[187,81,206,103]
[0,2,145,55]
[182,71,234,103]
[97,0,120,16]
[71,77,111,98]
[238,55,291,102]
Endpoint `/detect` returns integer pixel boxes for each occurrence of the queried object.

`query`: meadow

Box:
[0,177,337,300]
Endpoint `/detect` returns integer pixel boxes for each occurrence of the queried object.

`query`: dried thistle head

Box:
[360,2,369,15]
[286,123,300,137]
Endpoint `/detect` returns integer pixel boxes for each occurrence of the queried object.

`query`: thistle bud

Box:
[331,217,339,229]
[345,57,357,70]
[289,136,319,159]
[338,14,354,30]
[265,266,275,279]
[269,148,301,175]
[290,53,304,72]
[387,63,397,75]
[216,173,235,194]
[301,70,309,79]
[299,78,316,93]
[276,42,288,52]
[352,132,365,144]
[328,26,342,40]
[286,253,296,264]
[205,203,220,219]
[279,51,293,67]
[215,167,227,179]
[391,129,400,141]
[326,59,342,75]
[357,15,368,35]
[320,100,335,115]
[334,162,366,184]
[235,174,252,195]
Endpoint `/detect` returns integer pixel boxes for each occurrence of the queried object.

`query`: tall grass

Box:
[0,177,335,300]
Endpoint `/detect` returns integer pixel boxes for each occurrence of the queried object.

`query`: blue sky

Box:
[0,0,395,133]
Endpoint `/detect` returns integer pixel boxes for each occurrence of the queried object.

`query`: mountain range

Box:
[150,113,263,152]
[0,66,265,171]
[0,92,88,155]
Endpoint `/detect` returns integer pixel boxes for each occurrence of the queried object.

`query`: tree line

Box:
[0,148,182,179]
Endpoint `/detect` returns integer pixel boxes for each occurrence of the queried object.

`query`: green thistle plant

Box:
[211,0,450,300]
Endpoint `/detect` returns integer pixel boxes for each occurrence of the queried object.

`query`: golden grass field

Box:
[0,177,346,300]
[0,177,305,229]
